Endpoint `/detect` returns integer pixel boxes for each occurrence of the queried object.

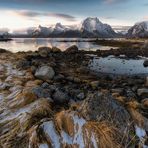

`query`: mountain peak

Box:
[127,21,148,38]
[81,17,117,37]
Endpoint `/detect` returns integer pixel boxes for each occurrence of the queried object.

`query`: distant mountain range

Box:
[1,17,148,38]
[28,17,119,38]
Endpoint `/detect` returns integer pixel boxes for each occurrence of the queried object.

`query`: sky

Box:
[0,0,148,32]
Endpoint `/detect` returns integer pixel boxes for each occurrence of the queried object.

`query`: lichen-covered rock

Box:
[80,91,131,130]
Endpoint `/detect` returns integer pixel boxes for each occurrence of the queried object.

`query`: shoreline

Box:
[0,46,148,147]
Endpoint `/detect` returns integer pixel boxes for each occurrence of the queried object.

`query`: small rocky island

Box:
[0,45,148,147]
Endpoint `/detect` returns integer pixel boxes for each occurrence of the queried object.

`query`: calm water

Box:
[0,38,115,53]
[89,55,148,75]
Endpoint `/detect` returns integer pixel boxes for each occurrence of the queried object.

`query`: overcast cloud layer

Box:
[0,0,148,30]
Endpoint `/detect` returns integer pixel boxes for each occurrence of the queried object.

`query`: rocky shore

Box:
[0,46,148,147]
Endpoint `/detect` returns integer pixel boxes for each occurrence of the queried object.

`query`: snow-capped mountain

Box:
[81,17,117,37]
[33,25,53,37]
[30,17,118,38]
[53,23,66,34]
[127,21,148,38]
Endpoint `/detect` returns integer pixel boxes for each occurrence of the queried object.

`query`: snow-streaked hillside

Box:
[127,21,148,38]
[81,17,117,37]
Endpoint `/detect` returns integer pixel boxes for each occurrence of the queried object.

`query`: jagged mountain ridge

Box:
[31,17,118,38]
[81,17,117,37]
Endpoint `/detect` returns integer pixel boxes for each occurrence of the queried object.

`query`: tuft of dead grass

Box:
[0,98,53,147]
[84,121,122,148]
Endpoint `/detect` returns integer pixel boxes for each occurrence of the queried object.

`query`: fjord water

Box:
[89,55,148,75]
[0,38,113,52]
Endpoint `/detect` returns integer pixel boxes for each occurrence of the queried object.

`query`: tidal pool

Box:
[89,55,148,75]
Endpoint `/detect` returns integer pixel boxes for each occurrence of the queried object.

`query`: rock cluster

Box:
[0,46,147,147]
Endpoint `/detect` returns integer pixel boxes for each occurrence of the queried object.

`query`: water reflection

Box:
[89,55,148,75]
[0,38,115,52]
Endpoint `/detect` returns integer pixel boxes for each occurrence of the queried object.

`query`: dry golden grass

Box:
[28,110,123,148]
[54,110,75,137]
[84,121,122,148]
[0,98,53,147]
[8,91,37,109]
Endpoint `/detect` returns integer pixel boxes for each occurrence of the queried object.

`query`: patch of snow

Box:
[41,121,60,148]
[91,133,98,148]
[135,125,146,140]
[0,99,42,124]
[39,143,49,148]
[61,131,73,144]
[0,94,4,100]
[72,114,86,147]
[6,89,22,100]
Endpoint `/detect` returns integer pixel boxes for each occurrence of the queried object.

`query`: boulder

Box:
[143,60,148,67]
[137,88,148,97]
[80,91,131,130]
[141,98,148,107]
[38,47,51,57]
[35,66,55,81]
[65,45,78,54]
[52,90,69,104]
[145,77,148,87]
[32,87,52,98]
[52,46,61,53]
[77,92,85,100]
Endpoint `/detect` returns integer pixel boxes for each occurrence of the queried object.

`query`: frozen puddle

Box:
[89,55,148,75]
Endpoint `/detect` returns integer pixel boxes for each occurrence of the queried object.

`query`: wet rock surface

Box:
[0,46,148,147]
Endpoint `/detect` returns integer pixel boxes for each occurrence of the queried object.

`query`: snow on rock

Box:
[135,125,147,147]
[33,25,53,36]
[53,23,67,34]
[41,121,61,148]
[81,17,117,37]
[31,17,118,37]
[127,21,148,38]
[135,125,146,140]
[28,110,120,148]
[39,143,49,148]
